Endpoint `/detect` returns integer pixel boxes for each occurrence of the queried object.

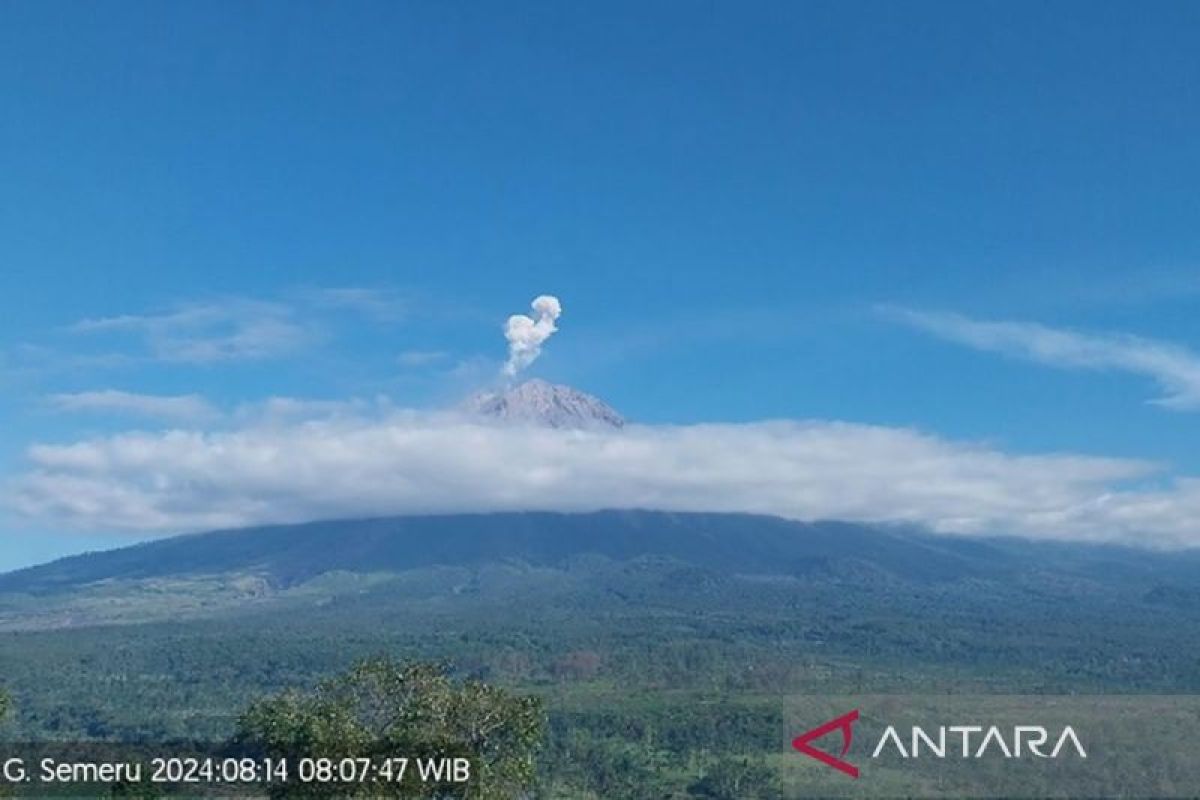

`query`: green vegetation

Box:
[0,689,8,798]
[235,658,543,798]
[2,555,1197,797]
[2,512,1200,796]
[686,757,783,799]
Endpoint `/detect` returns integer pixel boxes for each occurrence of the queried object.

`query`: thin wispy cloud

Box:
[45,391,388,425]
[397,350,449,367]
[48,390,219,422]
[7,407,1199,548]
[305,287,407,323]
[887,308,1200,411]
[56,288,419,367]
[232,395,387,423]
[71,299,313,364]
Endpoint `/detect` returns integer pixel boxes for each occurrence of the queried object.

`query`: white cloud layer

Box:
[48,390,219,422]
[8,410,1200,548]
[890,308,1200,410]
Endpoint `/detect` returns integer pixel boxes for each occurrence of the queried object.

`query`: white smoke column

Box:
[503,294,562,376]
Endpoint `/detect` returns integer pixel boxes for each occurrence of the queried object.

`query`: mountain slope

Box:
[0,512,977,594]
[4,510,1197,599]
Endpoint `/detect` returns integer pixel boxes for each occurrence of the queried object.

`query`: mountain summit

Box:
[465,379,625,429]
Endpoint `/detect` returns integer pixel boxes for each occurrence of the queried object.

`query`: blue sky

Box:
[2,1,1199,570]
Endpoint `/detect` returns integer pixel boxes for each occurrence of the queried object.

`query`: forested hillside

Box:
[3,512,1200,797]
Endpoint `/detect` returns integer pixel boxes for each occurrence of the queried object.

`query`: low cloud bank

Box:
[7,410,1199,548]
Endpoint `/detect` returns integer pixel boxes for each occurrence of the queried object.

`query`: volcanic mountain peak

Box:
[465,379,625,429]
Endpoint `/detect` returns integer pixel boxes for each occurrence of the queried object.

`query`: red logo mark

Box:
[792,709,860,778]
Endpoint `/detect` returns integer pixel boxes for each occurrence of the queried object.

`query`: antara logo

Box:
[793,709,1087,778]
[792,709,861,778]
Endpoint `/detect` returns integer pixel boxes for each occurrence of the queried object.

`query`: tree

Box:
[233,659,544,799]
[0,690,8,798]
[687,756,783,800]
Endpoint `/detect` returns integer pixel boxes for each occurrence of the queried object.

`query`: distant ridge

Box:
[7,509,1200,639]
[6,510,1199,600]
[0,511,1001,594]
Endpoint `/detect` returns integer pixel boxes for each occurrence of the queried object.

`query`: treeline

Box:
[232,659,787,799]
[1,661,784,799]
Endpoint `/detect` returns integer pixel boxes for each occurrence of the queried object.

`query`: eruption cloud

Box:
[503,295,562,376]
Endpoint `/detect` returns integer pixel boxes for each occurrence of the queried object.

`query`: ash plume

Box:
[503,294,561,376]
